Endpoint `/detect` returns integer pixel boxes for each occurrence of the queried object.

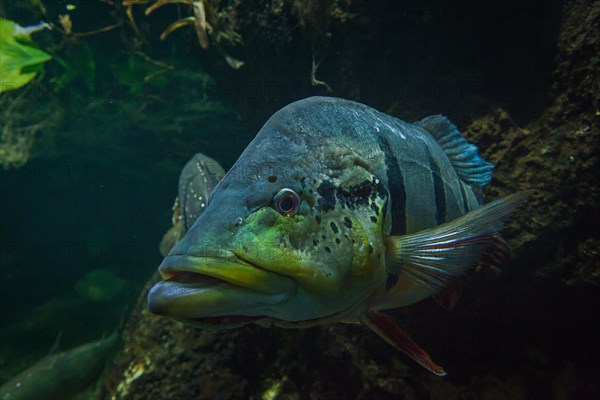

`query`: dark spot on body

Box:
[330,221,339,234]
[386,274,399,290]
[317,180,336,212]
[322,235,326,239]
[267,175,277,183]
[335,180,375,210]
[325,246,331,253]
[371,202,380,214]
[354,180,373,197]
[335,237,340,244]
[318,198,333,211]
[370,216,377,223]
[315,215,321,224]
[313,239,319,246]
[368,244,374,254]
[343,217,352,229]
[373,177,386,200]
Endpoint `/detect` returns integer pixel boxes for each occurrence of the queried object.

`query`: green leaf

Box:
[0,18,52,93]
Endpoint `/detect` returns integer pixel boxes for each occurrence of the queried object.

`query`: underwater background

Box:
[0,0,599,399]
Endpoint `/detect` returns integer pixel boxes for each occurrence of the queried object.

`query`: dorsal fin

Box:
[415,115,494,187]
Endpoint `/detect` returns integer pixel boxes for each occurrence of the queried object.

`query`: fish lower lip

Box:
[148,255,297,319]
[158,254,295,295]
[147,279,284,319]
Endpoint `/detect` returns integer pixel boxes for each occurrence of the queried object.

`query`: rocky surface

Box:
[100,1,599,399]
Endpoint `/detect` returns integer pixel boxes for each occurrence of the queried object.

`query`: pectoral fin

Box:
[361,312,446,376]
[386,191,531,293]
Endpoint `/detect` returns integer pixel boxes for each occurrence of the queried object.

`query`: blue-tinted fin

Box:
[416,115,494,187]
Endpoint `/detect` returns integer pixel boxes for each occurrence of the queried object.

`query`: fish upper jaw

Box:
[157,252,295,295]
[147,252,297,319]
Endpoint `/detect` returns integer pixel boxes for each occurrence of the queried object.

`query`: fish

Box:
[0,331,119,400]
[159,153,226,256]
[147,97,529,375]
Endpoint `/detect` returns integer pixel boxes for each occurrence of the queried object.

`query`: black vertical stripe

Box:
[376,136,406,235]
[425,146,447,225]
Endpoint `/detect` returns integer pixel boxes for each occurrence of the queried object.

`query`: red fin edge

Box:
[361,312,447,376]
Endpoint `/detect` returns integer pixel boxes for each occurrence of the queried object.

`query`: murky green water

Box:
[0,0,250,383]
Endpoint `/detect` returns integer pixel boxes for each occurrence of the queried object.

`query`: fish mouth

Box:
[147,253,296,320]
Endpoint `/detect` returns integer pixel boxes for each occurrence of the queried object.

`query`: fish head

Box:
[148,101,390,327]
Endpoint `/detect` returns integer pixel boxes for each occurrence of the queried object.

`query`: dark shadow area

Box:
[206,0,563,129]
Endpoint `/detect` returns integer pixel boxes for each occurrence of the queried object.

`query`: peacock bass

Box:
[148,97,528,375]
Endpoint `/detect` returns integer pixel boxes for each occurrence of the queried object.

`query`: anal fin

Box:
[361,312,447,376]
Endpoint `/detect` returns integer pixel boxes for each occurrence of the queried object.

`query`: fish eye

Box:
[273,188,300,216]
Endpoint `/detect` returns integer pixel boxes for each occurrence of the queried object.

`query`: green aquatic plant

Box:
[110,52,173,94]
[123,0,244,69]
[52,42,97,93]
[2,1,122,95]
[0,18,52,93]
[0,83,62,169]
[1,1,242,170]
